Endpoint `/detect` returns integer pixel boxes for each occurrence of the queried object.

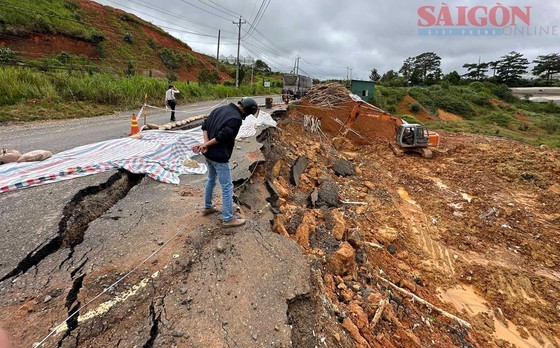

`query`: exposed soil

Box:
[0,0,230,81]
[437,109,463,121]
[265,102,560,347]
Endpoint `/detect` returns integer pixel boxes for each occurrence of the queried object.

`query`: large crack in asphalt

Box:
[0,170,143,282]
[142,302,161,348]
[57,274,86,347]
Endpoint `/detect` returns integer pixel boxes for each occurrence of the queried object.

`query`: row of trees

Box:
[369,51,560,87]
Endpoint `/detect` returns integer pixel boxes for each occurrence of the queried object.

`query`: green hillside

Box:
[374,83,560,148]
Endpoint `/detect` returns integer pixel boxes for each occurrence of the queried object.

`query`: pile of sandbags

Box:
[0,148,52,164]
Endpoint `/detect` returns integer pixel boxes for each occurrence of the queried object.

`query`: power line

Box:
[241,41,292,72]
[242,0,271,39]
[300,58,346,70]
[196,0,241,18]
[104,0,235,37]
[179,0,237,21]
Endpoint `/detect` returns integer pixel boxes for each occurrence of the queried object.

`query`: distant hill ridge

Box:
[0,0,229,81]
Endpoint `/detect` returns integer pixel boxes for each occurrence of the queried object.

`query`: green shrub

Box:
[197,69,219,84]
[468,82,485,92]
[147,38,157,49]
[492,84,516,102]
[166,71,178,82]
[409,102,421,113]
[433,94,476,118]
[482,111,514,127]
[401,114,423,125]
[123,32,134,44]
[90,31,105,44]
[57,52,70,64]
[0,47,16,63]
[159,49,180,69]
[538,116,560,134]
[466,93,493,107]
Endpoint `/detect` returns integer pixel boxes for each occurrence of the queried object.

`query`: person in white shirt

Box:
[165,85,180,121]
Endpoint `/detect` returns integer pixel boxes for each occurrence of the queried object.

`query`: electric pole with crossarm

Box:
[233,16,246,88]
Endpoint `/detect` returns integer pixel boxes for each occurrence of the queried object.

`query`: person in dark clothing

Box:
[165,85,180,122]
[192,98,259,228]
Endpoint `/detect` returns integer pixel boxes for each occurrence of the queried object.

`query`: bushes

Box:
[482,111,514,127]
[492,84,516,102]
[409,102,421,113]
[466,92,494,107]
[123,32,134,44]
[197,69,219,84]
[158,49,180,69]
[400,114,423,125]
[538,116,560,134]
[433,94,476,118]
[90,31,105,44]
[0,47,16,63]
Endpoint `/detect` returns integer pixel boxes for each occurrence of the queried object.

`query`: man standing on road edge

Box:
[165,85,180,122]
[192,98,259,228]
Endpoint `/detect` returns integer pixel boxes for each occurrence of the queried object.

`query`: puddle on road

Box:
[397,187,418,207]
[439,285,550,348]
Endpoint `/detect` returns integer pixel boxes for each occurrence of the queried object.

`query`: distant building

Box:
[218,54,254,66]
[350,80,375,102]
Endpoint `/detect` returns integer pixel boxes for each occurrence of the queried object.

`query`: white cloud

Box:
[94,0,560,79]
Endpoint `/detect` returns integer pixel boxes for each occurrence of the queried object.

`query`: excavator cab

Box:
[394,124,439,158]
[396,124,430,148]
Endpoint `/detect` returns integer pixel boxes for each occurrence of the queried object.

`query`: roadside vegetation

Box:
[0,66,280,122]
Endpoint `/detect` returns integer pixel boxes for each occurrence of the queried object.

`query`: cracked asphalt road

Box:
[0,107,312,347]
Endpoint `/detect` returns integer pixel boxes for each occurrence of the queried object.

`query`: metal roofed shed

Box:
[351,80,375,102]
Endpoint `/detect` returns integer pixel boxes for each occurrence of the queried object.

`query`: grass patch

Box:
[0,0,99,42]
[0,66,280,122]
[401,114,424,125]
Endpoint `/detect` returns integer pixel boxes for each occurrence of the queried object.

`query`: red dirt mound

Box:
[296,101,400,142]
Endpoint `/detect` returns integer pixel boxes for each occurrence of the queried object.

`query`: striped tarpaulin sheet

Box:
[0,128,206,194]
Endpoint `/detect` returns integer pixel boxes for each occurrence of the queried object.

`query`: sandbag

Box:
[16,150,52,163]
[0,149,21,164]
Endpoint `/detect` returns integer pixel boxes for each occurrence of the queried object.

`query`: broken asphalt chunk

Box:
[318,180,340,207]
[290,156,309,186]
[332,158,355,177]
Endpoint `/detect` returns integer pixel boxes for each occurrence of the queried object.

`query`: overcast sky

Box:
[94,0,559,80]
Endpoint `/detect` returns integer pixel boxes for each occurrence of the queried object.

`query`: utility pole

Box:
[251,60,254,86]
[295,56,300,96]
[216,29,221,72]
[233,16,246,88]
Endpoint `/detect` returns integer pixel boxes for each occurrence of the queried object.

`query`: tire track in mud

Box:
[394,182,560,348]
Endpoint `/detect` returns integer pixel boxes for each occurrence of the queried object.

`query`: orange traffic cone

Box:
[129,113,139,135]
